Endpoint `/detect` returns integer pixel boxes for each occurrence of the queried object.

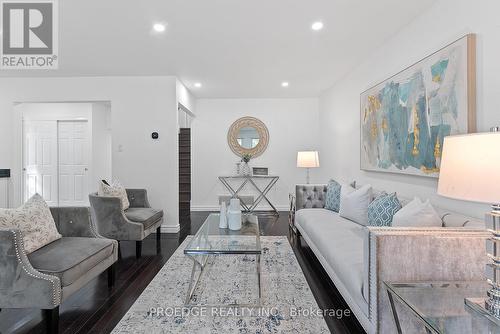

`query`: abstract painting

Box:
[360,34,476,177]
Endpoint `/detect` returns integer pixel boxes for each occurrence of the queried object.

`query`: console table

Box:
[218,175,279,215]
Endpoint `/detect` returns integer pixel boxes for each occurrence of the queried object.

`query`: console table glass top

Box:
[384,281,500,334]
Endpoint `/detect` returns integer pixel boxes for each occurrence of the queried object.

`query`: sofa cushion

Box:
[392,197,442,227]
[325,179,342,212]
[295,209,368,316]
[99,180,130,210]
[0,194,62,254]
[339,184,372,226]
[124,208,163,229]
[28,237,114,287]
[368,192,402,227]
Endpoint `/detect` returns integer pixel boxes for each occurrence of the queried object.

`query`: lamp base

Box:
[465,297,500,326]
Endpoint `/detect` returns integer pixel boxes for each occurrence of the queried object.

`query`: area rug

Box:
[112,236,329,333]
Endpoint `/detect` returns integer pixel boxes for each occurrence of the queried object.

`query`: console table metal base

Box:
[185,254,262,308]
[219,176,279,216]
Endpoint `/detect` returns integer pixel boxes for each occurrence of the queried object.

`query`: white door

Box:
[58,121,90,206]
[23,121,58,206]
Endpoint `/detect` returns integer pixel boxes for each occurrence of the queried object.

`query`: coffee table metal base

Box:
[184,253,262,308]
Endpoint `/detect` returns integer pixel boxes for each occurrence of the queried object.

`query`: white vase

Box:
[219,202,228,228]
[227,198,242,230]
[229,198,240,211]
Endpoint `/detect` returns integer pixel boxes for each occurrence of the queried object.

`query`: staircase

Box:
[179,128,191,221]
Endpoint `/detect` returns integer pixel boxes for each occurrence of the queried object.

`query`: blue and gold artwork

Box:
[360,35,475,177]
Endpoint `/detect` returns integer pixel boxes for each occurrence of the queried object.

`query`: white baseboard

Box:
[191,205,289,212]
[160,224,180,234]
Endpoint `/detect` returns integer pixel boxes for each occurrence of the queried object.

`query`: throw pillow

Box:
[325,179,342,212]
[392,197,442,227]
[0,193,62,254]
[99,180,130,210]
[339,184,372,226]
[368,192,402,227]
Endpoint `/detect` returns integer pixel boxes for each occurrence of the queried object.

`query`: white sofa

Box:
[292,184,489,334]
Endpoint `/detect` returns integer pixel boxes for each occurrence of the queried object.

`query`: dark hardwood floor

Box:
[0,211,365,334]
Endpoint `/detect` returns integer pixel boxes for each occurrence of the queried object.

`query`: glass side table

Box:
[384,281,500,334]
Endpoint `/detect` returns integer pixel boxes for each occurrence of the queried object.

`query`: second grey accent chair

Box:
[0,207,118,334]
[89,189,164,258]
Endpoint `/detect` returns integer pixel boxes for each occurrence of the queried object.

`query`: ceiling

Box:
[0,0,436,98]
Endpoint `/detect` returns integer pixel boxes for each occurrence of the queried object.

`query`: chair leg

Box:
[136,240,142,259]
[156,226,161,254]
[43,306,59,334]
[107,263,116,288]
[117,241,122,260]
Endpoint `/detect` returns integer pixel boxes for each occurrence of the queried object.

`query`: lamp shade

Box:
[437,133,500,204]
[297,151,320,168]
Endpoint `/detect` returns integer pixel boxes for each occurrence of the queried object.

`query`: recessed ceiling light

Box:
[311,21,324,31]
[153,23,166,32]
[194,82,202,88]
[281,82,289,87]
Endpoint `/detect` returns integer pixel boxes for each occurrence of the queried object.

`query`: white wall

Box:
[176,79,196,113]
[0,77,180,231]
[91,102,112,192]
[192,98,320,210]
[318,0,500,218]
[20,102,92,121]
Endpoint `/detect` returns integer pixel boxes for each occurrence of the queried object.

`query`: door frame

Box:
[13,101,111,207]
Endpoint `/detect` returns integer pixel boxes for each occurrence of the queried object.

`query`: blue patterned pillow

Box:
[325,179,341,212]
[368,192,402,227]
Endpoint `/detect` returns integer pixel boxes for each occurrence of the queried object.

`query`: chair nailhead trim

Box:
[10,230,61,306]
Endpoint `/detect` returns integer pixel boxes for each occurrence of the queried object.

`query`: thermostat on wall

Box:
[152,132,159,139]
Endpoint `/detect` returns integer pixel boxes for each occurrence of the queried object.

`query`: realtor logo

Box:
[1,0,58,69]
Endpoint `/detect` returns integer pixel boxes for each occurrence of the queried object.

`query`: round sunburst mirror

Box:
[227,117,269,158]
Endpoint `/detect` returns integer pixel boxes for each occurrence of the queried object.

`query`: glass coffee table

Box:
[183,213,261,307]
[385,281,500,334]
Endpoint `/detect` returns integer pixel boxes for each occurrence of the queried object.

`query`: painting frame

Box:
[360,34,476,178]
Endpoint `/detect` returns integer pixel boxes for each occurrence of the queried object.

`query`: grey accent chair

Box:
[0,207,118,334]
[89,189,163,259]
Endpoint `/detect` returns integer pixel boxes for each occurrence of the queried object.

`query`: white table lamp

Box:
[438,131,500,320]
[297,151,320,184]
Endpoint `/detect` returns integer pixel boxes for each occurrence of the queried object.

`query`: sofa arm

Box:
[366,227,489,334]
[0,229,61,309]
[89,194,143,240]
[126,189,151,208]
[51,206,103,238]
[295,184,327,210]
